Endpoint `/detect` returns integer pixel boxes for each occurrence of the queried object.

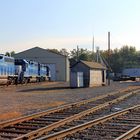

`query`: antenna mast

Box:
[76,45,79,61]
[92,35,94,53]
[96,46,99,63]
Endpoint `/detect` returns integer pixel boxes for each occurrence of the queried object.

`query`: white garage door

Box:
[46,64,56,81]
[90,70,102,86]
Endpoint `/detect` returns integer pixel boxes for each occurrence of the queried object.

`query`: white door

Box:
[46,64,56,81]
[77,72,83,87]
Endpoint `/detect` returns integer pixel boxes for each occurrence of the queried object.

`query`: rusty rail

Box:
[0,88,139,140]
[115,125,140,140]
[41,105,140,140]
[14,91,136,140]
[0,90,120,128]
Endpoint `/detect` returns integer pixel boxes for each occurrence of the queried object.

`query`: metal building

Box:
[14,47,69,81]
[70,60,107,87]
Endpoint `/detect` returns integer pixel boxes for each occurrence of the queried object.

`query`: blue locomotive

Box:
[0,55,15,84]
[0,54,49,85]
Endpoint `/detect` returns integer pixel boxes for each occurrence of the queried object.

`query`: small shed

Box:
[70,60,107,87]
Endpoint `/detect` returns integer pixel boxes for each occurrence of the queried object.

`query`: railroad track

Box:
[43,105,140,140]
[0,88,139,140]
[115,124,140,140]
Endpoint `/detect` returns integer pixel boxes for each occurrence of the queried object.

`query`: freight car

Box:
[0,54,49,85]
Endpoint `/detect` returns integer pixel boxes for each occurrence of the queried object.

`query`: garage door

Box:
[90,70,102,86]
[46,64,56,81]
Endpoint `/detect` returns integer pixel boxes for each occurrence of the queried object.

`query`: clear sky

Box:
[1,0,140,53]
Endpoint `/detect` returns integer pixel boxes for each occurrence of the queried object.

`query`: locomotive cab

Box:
[0,54,15,85]
[39,64,48,81]
[15,59,30,83]
[28,60,39,82]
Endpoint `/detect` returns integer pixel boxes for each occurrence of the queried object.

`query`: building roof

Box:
[69,58,77,67]
[14,47,67,58]
[81,60,107,69]
[71,60,107,70]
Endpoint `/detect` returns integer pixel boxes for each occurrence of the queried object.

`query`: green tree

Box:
[10,51,15,57]
[99,45,140,73]
[105,46,139,72]
[5,52,10,56]
[47,49,60,54]
[5,51,15,57]
[59,48,69,56]
[70,48,95,61]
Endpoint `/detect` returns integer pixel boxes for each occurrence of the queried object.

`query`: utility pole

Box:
[108,31,111,85]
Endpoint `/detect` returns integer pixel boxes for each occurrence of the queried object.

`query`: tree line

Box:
[5,45,140,73]
[47,46,140,73]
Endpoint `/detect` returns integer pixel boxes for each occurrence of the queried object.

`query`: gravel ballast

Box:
[0,81,140,122]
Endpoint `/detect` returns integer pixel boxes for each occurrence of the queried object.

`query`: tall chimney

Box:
[108,32,110,55]
[108,31,110,85]
[92,35,94,62]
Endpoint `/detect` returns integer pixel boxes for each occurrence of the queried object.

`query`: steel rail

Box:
[14,91,137,140]
[115,125,140,140]
[41,105,140,140]
[0,90,124,128]
[0,91,124,127]
[0,88,139,140]
[29,90,140,140]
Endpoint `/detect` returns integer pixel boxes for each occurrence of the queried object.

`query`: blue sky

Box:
[0,0,140,53]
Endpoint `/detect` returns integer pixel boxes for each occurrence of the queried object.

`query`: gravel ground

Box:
[112,91,140,110]
[0,80,140,122]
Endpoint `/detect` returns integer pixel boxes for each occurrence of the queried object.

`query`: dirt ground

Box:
[0,81,140,122]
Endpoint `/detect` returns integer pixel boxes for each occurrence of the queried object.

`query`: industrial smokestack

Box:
[92,35,95,62]
[108,32,110,55]
[108,31,110,85]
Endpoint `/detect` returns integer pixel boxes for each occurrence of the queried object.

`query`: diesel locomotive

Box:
[0,54,49,85]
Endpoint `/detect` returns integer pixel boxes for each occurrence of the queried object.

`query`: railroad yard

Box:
[0,81,140,139]
[0,81,139,122]
[1,0,140,139]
